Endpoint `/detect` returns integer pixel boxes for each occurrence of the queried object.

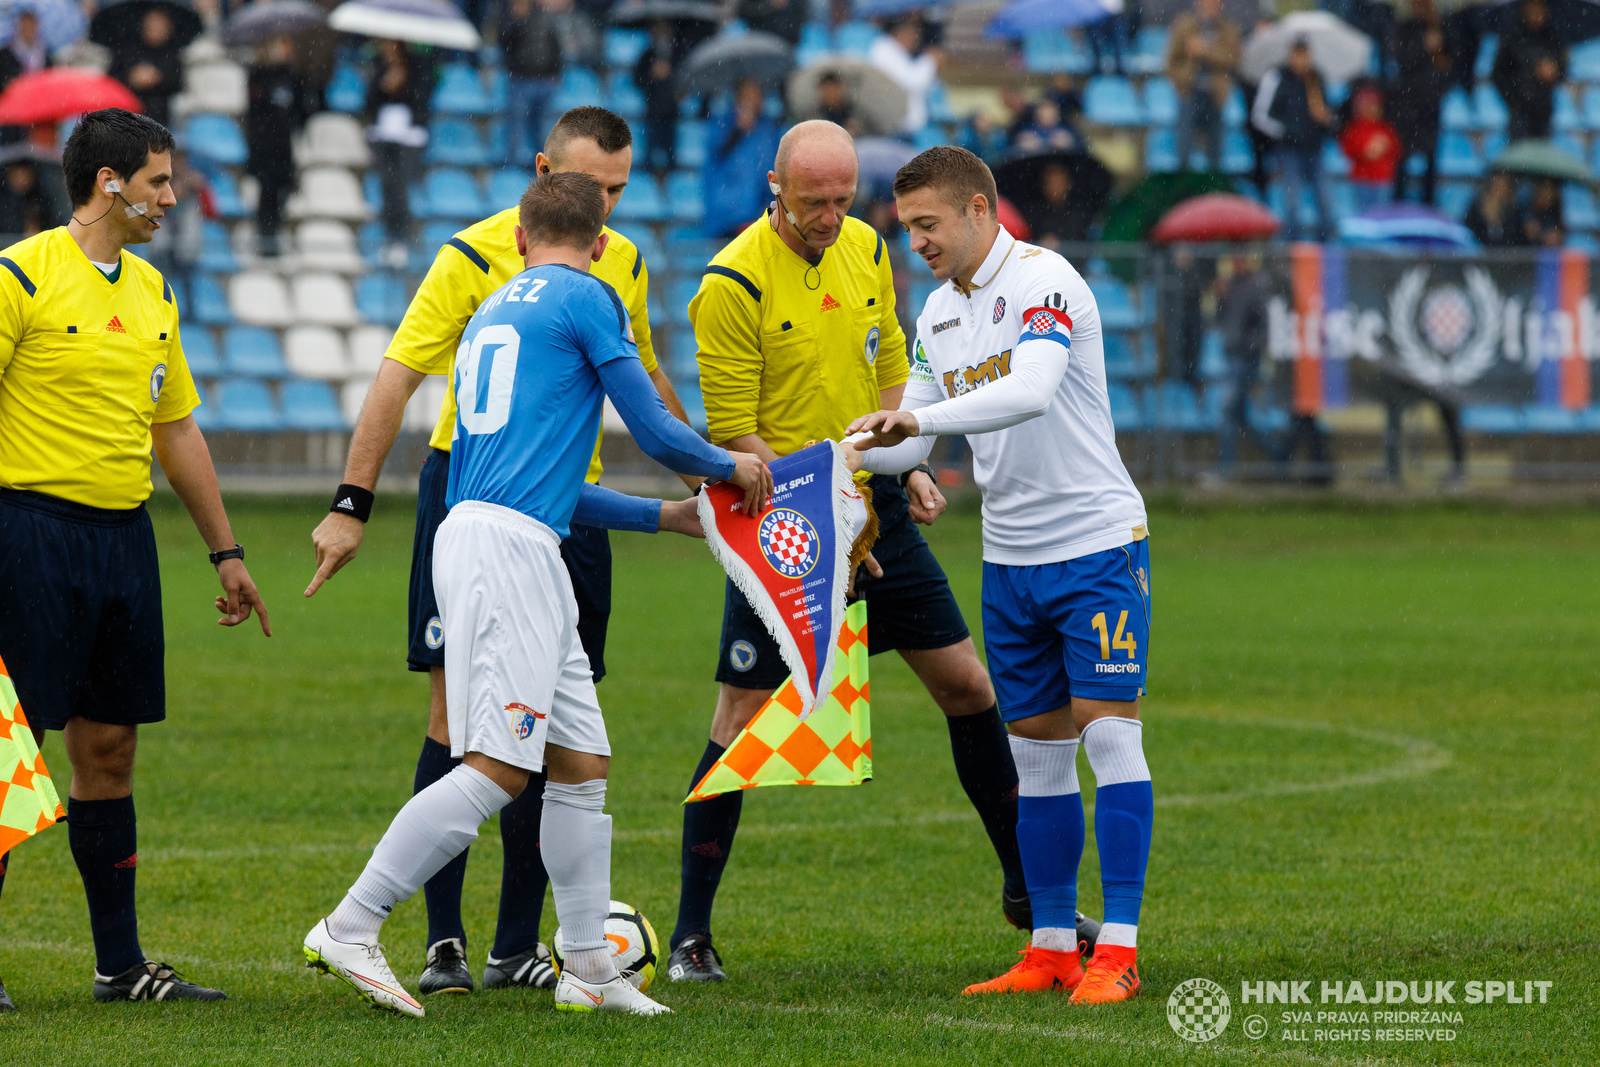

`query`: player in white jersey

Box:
[302,173,771,1017]
[847,147,1152,1005]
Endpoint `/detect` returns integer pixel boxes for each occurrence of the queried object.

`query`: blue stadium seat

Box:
[1473,83,1509,130]
[666,274,700,325]
[799,21,830,55]
[677,119,708,168]
[191,274,233,326]
[1222,129,1254,174]
[606,69,646,119]
[1554,86,1582,131]
[1570,38,1600,81]
[1436,132,1483,178]
[1321,139,1350,178]
[185,114,247,166]
[183,326,220,377]
[1102,334,1148,379]
[610,225,662,265]
[486,119,508,165]
[363,171,381,212]
[191,384,219,431]
[224,326,289,378]
[356,273,409,325]
[197,220,237,273]
[1440,86,1473,130]
[486,65,508,111]
[667,237,720,273]
[1461,404,1524,433]
[835,21,879,56]
[1090,277,1140,329]
[358,220,385,262]
[216,379,282,431]
[1144,127,1178,172]
[1142,78,1178,125]
[1435,181,1476,220]
[1555,131,1588,163]
[326,62,366,113]
[1523,405,1580,432]
[1084,77,1145,126]
[1149,380,1211,431]
[1222,85,1247,127]
[1582,85,1600,129]
[1107,382,1143,431]
[165,275,189,318]
[1582,405,1600,431]
[1482,130,1508,160]
[422,167,486,219]
[433,62,492,114]
[1022,29,1090,74]
[488,167,532,208]
[281,380,347,431]
[666,170,704,221]
[1200,329,1227,379]
[612,174,665,221]
[554,66,603,111]
[420,221,460,255]
[211,170,246,218]
[1128,25,1168,75]
[1566,230,1600,253]
[927,81,954,123]
[605,28,649,68]
[426,119,491,167]
[1474,33,1499,79]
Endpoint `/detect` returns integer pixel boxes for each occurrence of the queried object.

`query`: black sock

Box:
[0,850,8,907]
[415,737,469,950]
[491,770,549,960]
[67,796,143,976]
[947,706,1027,895]
[671,740,741,950]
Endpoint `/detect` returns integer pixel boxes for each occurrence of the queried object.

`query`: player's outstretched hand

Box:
[658,497,705,538]
[305,511,365,597]
[847,409,921,449]
[215,559,272,635]
[727,451,773,515]
[905,469,948,525]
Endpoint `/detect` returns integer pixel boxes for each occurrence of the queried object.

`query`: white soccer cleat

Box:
[555,971,673,1015]
[303,918,425,1018]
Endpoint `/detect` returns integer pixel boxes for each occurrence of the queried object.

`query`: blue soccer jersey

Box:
[446,264,638,537]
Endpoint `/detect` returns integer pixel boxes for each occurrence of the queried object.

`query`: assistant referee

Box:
[0,109,270,1009]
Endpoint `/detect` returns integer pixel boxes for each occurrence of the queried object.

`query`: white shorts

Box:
[433,500,611,772]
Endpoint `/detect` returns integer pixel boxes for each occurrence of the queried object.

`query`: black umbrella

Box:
[1474,0,1600,45]
[90,0,204,50]
[611,0,722,51]
[993,150,1114,221]
[222,0,326,46]
[678,31,795,96]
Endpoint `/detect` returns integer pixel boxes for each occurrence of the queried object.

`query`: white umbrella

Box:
[787,59,908,138]
[1240,11,1373,86]
[328,0,481,51]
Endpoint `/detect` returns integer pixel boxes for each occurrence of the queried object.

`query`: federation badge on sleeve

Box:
[150,363,166,401]
[992,296,1007,323]
[863,326,879,365]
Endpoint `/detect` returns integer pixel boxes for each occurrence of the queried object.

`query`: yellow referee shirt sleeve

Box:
[873,245,909,392]
[691,274,763,445]
[386,242,499,376]
[627,251,658,375]
[153,311,201,424]
[0,263,23,377]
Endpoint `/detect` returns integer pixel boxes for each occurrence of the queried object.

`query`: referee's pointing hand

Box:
[213,558,272,635]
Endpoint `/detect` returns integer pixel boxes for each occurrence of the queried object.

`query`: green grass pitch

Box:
[1,497,1596,1064]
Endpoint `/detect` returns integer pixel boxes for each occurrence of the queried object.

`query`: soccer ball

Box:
[551,901,660,992]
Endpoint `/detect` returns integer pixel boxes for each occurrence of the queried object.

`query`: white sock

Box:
[1033,927,1076,953]
[1098,922,1138,948]
[1008,735,1079,797]
[542,778,618,985]
[1080,717,1149,786]
[342,765,511,929]
[326,893,384,944]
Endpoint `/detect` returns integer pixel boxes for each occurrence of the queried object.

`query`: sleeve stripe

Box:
[705,265,761,303]
[1018,331,1070,350]
[163,279,173,304]
[446,237,491,274]
[0,257,35,296]
[632,248,644,279]
[874,233,884,265]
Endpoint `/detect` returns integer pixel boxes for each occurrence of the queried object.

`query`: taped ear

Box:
[104,179,121,193]
[769,180,781,196]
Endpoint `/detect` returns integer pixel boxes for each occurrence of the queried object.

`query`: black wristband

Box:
[898,463,934,489]
[331,483,375,523]
[209,543,244,567]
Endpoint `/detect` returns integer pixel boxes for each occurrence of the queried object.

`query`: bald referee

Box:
[666,120,1028,982]
[0,109,269,1009]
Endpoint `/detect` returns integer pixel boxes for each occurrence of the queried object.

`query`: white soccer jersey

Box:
[891,227,1147,565]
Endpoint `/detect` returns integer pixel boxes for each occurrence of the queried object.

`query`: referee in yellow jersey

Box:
[665,121,1029,982]
[0,109,269,1008]
[305,107,692,995]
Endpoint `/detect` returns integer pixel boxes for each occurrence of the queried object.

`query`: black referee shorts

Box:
[407,448,614,682]
[714,475,970,690]
[0,489,166,731]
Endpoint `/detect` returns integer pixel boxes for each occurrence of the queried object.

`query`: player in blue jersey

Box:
[303,173,771,1017]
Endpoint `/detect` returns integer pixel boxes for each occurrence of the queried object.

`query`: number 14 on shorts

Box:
[1091,610,1138,660]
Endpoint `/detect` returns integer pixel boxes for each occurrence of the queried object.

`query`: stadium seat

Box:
[426,118,491,167]
[554,66,603,112]
[1524,404,1580,432]
[665,170,704,221]
[281,379,348,431]
[1102,334,1148,379]
[1222,129,1254,174]
[1107,382,1142,431]
[185,114,247,166]
[223,325,289,378]
[422,167,487,219]
[1461,404,1524,433]
[298,112,370,168]
[191,384,220,431]
[1128,25,1168,75]
[179,61,247,116]
[666,274,700,326]
[210,170,246,218]
[1089,277,1140,329]
[349,325,394,375]
[341,377,373,426]
[1555,131,1589,163]
[927,81,954,123]
[289,167,371,221]
[1474,33,1499,79]
[1436,132,1483,178]
[216,379,282,431]
[284,325,350,380]
[419,221,460,257]
[1483,130,1509,161]
[1084,77,1145,126]
[1321,139,1350,178]
[605,28,649,68]
[294,273,360,327]
[1222,85,1247,127]
[1022,29,1090,74]
[325,62,367,113]
[1149,380,1211,431]
[606,69,646,119]
[1199,330,1227,379]
[1440,86,1474,131]
[166,275,189,319]
[297,219,363,272]
[197,220,238,273]
[486,66,508,111]
[191,274,234,326]
[1566,229,1600,253]
[1584,86,1600,129]
[1473,83,1509,130]
[612,174,665,221]
[1145,128,1178,172]
[184,326,221,377]
[1554,86,1583,132]
[1435,181,1476,219]
[1570,38,1600,81]
[229,272,292,326]
[835,21,879,56]
[355,273,409,326]
[404,376,448,432]
[1142,78,1178,125]
[488,167,532,208]
[612,225,662,266]
[433,62,492,114]
[677,119,708,168]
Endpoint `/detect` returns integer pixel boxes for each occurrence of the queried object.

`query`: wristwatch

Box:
[898,463,934,489]
[209,543,244,566]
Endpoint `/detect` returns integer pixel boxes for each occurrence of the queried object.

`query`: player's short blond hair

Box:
[893,145,999,217]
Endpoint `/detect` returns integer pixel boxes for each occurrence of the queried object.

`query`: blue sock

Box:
[671,740,740,950]
[491,770,550,960]
[67,796,144,976]
[415,737,469,949]
[1009,735,1083,949]
[1081,717,1153,945]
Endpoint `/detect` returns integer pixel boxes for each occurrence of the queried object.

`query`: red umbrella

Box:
[996,194,1031,241]
[0,69,143,126]
[1150,193,1280,244]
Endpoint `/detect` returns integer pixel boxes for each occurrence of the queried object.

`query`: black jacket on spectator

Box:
[1257,67,1331,152]
[1391,20,1456,143]
[737,0,805,45]
[1492,21,1566,139]
[1219,267,1272,368]
[501,6,564,81]
[246,63,313,185]
[109,41,185,127]
[0,45,48,147]
[633,41,679,123]
[1463,194,1524,246]
[365,51,433,127]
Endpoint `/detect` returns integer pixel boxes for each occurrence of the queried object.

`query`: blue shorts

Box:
[0,489,166,731]
[981,538,1151,722]
[407,448,613,681]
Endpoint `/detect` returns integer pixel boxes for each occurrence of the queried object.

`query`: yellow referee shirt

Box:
[385,208,656,482]
[0,228,199,510]
[691,211,907,457]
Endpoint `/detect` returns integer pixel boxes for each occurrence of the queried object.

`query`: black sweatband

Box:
[330,484,375,523]
[898,463,934,489]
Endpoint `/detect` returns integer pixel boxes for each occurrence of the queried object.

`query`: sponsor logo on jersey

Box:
[931,317,960,335]
[757,507,819,579]
[1021,247,1044,259]
[1137,566,1149,596]
[729,640,757,671]
[149,362,166,401]
[992,296,1006,323]
[508,702,546,740]
[863,325,880,364]
[910,339,935,384]
[1094,662,1143,674]
[820,292,842,312]
[942,349,1012,398]
[106,315,126,333]
[425,616,444,649]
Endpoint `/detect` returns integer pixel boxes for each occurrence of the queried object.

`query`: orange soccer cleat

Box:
[1069,944,1139,1004]
[962,944,1084,995]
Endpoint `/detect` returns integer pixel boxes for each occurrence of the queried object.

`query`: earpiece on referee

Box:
[769,181,800,229]
[104,180,121,194]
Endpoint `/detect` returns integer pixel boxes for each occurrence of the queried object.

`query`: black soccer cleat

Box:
[1076,911,1101,960]
[1002,885,1032,931]
[92,961,226,1002]
[482,942,557,990]
[0,975,14,1012]
[419,938,474,995]
[666,934,725,983]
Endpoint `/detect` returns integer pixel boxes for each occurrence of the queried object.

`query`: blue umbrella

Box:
[853,0,957,19]
[987,0,1114,40]
[1339,204,1478,249]
[0,0,86,50]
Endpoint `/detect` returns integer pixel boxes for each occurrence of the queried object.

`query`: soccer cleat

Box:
[555,971,671,1015]
[303,918,423,1017]
[483,943,558,990]
[1069,943,1139,1004]
[0,976,14,1012]
[92,961,227,1002]
[962,944,1084,995]
[1002,885,1032,931]
[665,934,725,983]
[418,937,473,995]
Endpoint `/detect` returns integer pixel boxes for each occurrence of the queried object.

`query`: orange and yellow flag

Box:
[0,654,64,855]
[687,601,871,802]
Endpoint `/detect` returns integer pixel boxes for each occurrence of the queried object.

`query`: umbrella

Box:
[0,67,142,124]
[1100,171,1236,244]
[1240,11,1373,86]
[0,0,87,51]
[996,194,1030,241]
[855,136,916,184]
[328,0,481,50]
[854,0,960,17]
[993,149,1114,223]
[986,0,1115,39]
[1150,193,1281,243]
[89,0,203,51]
[678,31,795,96]
[1476,0,1600,45]
[787,59,907,137]
[1339,204,1478,248]
[609,0,721,51]
[222,0,326,46]
[1493,138,1595,183]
